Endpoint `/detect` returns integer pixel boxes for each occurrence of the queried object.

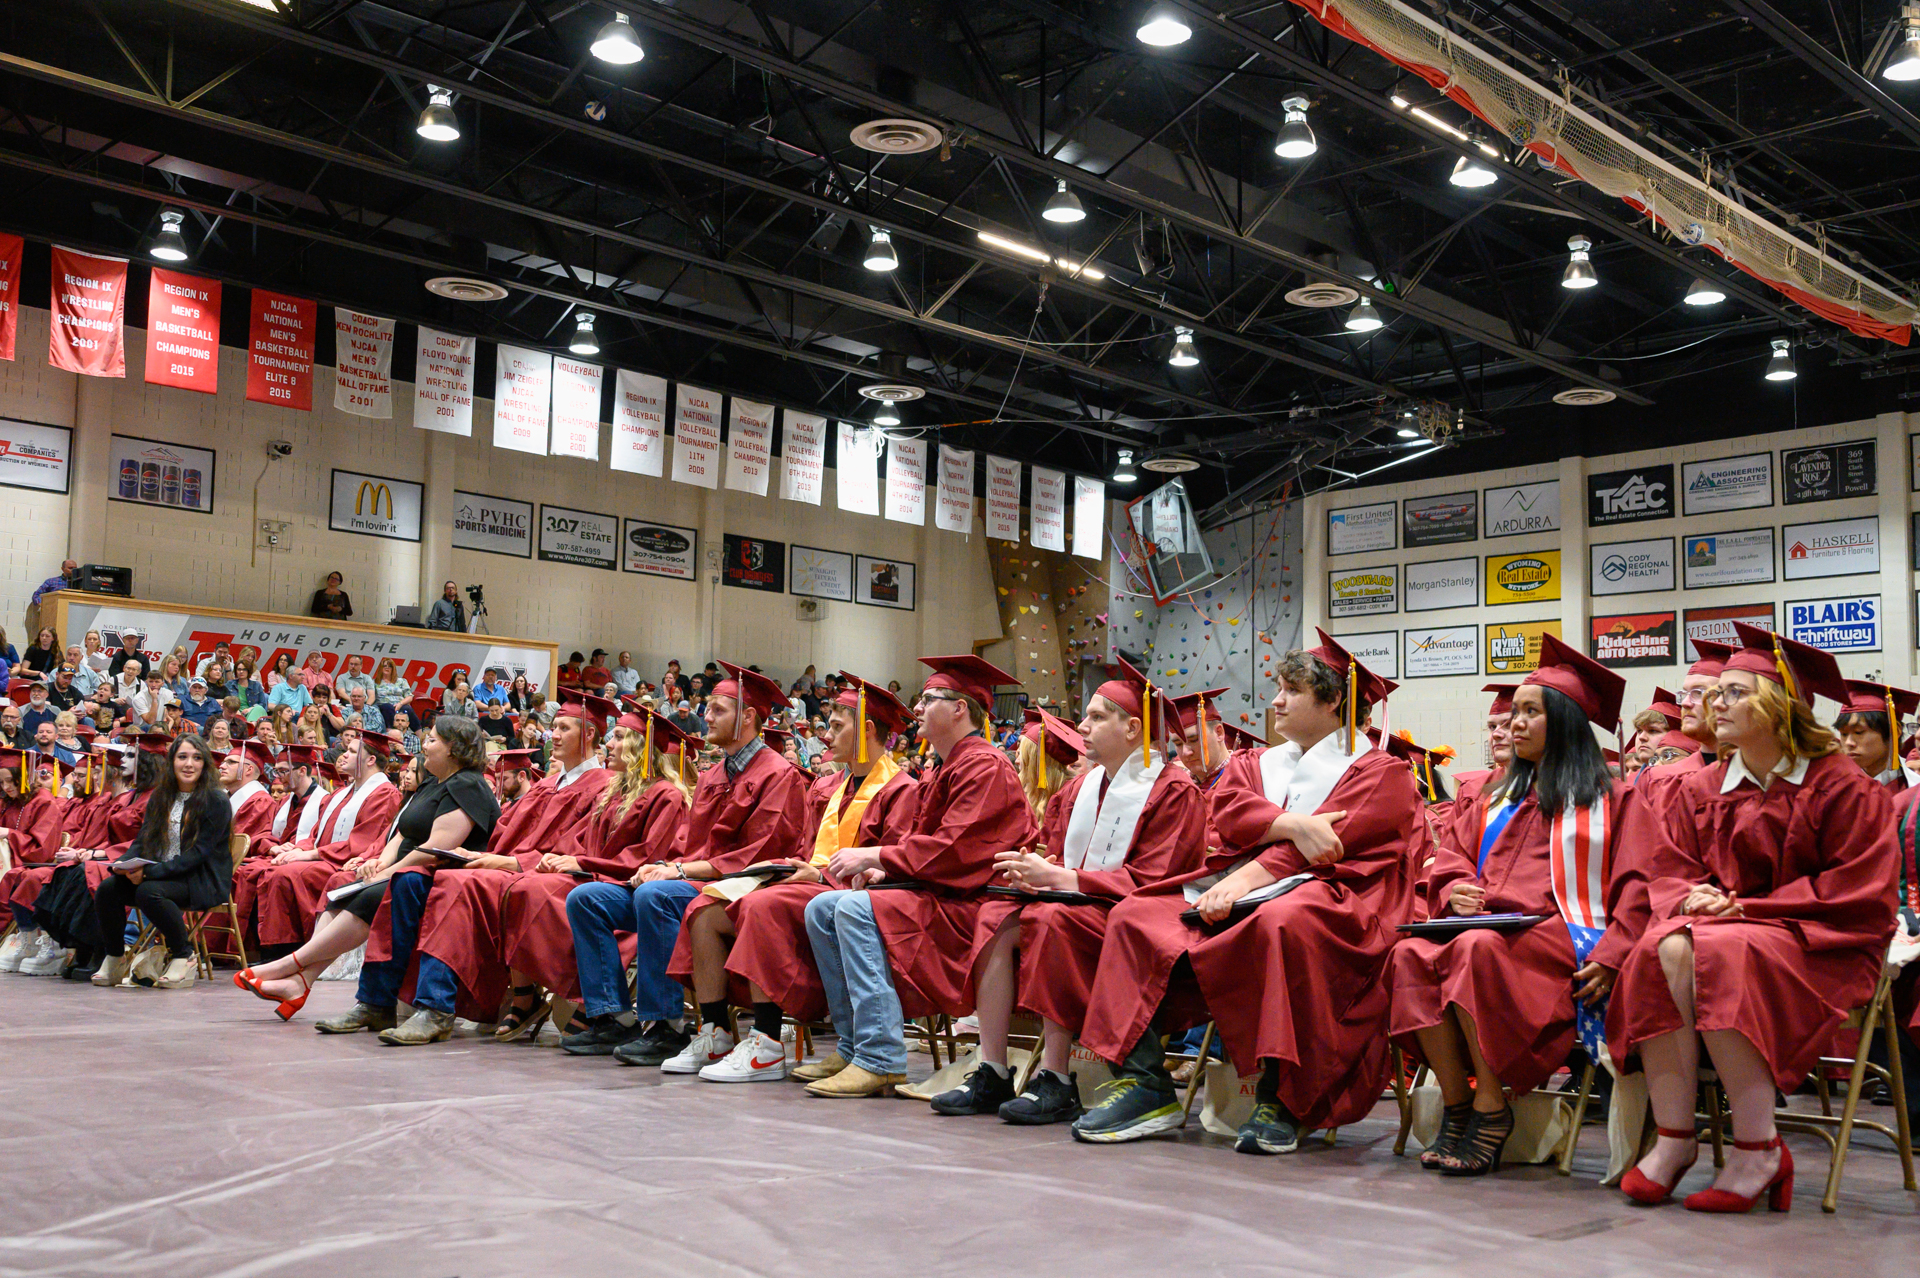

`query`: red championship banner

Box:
[0,232,22,361]
[48,246,127,377]
[144,268,222,394]
[246,289,315,410]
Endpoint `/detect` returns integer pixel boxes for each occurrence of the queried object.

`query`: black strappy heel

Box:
[1420,1102,1474,1170]
[1440,1105,1514,1177]
[494,985,551,1042]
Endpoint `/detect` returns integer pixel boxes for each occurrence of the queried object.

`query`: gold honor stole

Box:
[810,754,902,866]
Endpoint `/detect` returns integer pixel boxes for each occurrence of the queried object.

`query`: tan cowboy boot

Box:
[805,1063,906,1098]
[791,1050,849,1083]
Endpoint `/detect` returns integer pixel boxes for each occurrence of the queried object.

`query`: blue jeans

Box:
[804,889,908,1075]
[355,872,457,1014]
[565,879,700,1020]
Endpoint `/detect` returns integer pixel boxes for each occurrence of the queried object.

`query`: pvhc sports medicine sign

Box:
[329,470,423,542]
[452,490,532,558]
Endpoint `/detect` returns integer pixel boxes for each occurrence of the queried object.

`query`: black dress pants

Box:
[93,874,196,957]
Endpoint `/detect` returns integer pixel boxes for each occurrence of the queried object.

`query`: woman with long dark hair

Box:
[1387,635,1664,1176]
[90,734,232,990]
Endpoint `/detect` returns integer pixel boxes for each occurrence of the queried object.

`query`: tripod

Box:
[468,599,490,636]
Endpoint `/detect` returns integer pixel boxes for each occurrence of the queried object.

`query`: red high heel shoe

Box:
[1684,1136,1793,1213]
[233,956,313,1021]
[1620,1127,1700,1205]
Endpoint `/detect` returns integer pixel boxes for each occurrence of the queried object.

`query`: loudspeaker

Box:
[75,564,132,597]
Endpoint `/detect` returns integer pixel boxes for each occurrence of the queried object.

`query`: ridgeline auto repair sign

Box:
[1590,612,1677,669]
[1587,464,1674,526]
[1787,595,1879,652]
[1485,550,1561,605]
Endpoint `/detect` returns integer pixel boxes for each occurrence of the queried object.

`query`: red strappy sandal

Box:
[233,955,313,1021]
[1683,1135,1793,1214]
[1620,1126,1700,1205]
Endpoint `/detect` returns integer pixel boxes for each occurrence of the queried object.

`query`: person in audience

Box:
[373,658,410,722]
[442,677,477,718]
[29,560,77,611]
[22,683,57,738]
[268,663,311,715]
[392,706,421,756]
[266,703,297,748]
[204,716,234,754]
[200,661,232,702]
[426,580,466,632]
[610,653,641,698]
[667,698,704,738]
[310,570,353,620]
[180,677,220,733]
[226,658,263,712]
[0,625,19,670]
[801,655,1034,1098]
[80,630,108,676]
[106,631,144,681]
[47,712,82,767]
[60,645,100,699]
[479,699,515,742]
[192,641,233,680]
[234,719,496,1020]
[155,655,187,702]
[557,653,586,691]
[263,652,296,690]
[129,672,172,729]
[311,686,346,741]
[504,673,535,715]
[0,704,21,749]
[89,734,232,991]
[527,692,554,728]
[341,685,382,735]
[335,655,376,704]
[19,626,60,681]
[1616,624,1894,1214]
[45,661,83,712]
[473,667,508,707]
[1833,679,1920,791]
[1389,635,1661,1177]
[295,651,331,689]
[583,650,612,691]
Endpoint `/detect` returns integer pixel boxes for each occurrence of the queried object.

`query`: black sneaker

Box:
[999,1070,1082,1125]
[561,1014,646,1056]
[613,1021,693,1066]
[1234,1101,1301,1155]
[929,1064,1017,1115]
[1070,1078,1183,1143]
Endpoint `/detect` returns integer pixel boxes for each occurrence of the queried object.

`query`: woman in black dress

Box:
[234,716,498,1020]
[19,626,60,681]
[308,570,353,620]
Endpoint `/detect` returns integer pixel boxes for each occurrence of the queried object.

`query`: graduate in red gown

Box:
[1071,631,1420,1153]
[800,654,1037,1098]
[1389,635,1662,1175]
[1634,639,1732,818]
[0,749,73,974]
[230,744,327,954]
[1016,705,1081,825]
[1447,683,1515,811]
[1617,624,1896,1214]
[217,741,279,845]
[1833,678,1920,792]
[935,660,1207,1123]
[666,675,919,1082]
[1167,687,1231,794]
[248,739,401,951]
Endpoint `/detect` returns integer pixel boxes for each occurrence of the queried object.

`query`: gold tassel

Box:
[1889,687,1901,777]
[1197,700,1210,772]
[1772,638,1798,703]
[858,687,868,764]
[1346,660,1358,753]
[1141,688,1152,769]
[642,718,654,782]
[1421,755,1433,802]
[1037,724,1048,795]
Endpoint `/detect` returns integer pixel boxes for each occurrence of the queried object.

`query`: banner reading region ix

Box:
[1030,466,1066,552]
[48,246,127,378]
[246,289,315,410]
[549,358,602,460]
[413,328,474,436]
[671,383,722,489]
[886,437,926,525]
[986,454,1021,541]
[725,398,774,496]
[611,369,666,476]
[0,231,21,361]
[935,445,973,534]
[144,268,221,394]
[333,309,394,418]
[493,345,552,456]
[780,410,825,505]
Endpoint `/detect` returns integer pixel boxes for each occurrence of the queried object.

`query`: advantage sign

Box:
[1587,464,1674,526]
[1589,537,1674,596]
[1403,492,1477,547]
[1786,594,1879,653]
[1327,500,1396,555]
[1485,620,1561,676]
[1484,480,1558,538]
[1590,612,1677,669]
[1485,550,1561,605]
[1783,440,1875,505]
[1403,625,1477,678]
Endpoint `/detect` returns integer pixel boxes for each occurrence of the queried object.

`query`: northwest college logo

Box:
[355,481,393,521]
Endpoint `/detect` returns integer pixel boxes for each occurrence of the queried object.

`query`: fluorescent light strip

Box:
[1391,96,1502,159]
[976,230,1105,280]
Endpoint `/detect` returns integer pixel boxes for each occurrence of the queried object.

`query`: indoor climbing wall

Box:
[988,540,1110,713]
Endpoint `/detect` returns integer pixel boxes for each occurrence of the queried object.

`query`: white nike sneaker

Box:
[20,933,73,976]
[0,929,33,972]
[659,1022,734,1074]
[700,1028,790,1082]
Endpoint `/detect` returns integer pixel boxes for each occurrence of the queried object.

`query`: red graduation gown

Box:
[8,791,115,912]
[1634,749,1714,822]
[254,782,403,946]
[1612,751,1896,1090]
[1389,778,1661,1094]
[867,733,1037,1018]
[229,787,279,847]
[0,791,65,907]
[974,762,1207,1034]
[1080,745,1419,1128]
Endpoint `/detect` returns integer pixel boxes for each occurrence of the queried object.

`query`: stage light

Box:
[874,403,901,427]
[1683,277,1725,306]
[1450,154,1497,187]
[417,86,460,142]
[150,210,190,262]
[1344,298,1384,332]
[591,12,645,64]
[1112,449,1138,484]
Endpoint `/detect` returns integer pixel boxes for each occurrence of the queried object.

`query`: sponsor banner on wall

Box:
[985,454,1021,541]
[1682,526,1775,589]
[413,328,475,436]
[1030,467,1067,552]
[779,410,825,504]
[836,423,882,516]
[246,289,315,410]
[1681,452,1772,515]
[145,268,221,394]
[1783,440,1875,504]
[725,397,774,494]
[332,309,394,418]
[109,433,213,514]
[1484,550,1561,605]
[1590,612,1677,669]
[493,345,552,456]
[1328,566,1398,617]
[855,555,914,610]
[0,418,71,494]
[1073,476,1105,561]
[1484,479,1559,538]
[328,469,422,542]
[48,246,126,378]
[0,231,21,361]
[621,520,697,581]
[1404,625,1477,678]
[935,445,974,534]
[671,383,723,488]
[1911,434,1920,492]
[1787,594,1880,652]
[1403,491,1477,547]
[1683,603,1775,661]
[1587,464,1673,526]
[1783,515,1879,579]
[886,437,927,525]
[1328,500,1396,554]
[611,369,667,477]
[538,504,618,570]
[1485,620,1562,676]
[1337,630,1398,679]
[549,358,603,460]
[790,545,853,601]
[53,599,553,694]
[1590,536,1674,596]
[1403,556,1478,612]
[452,490,532,558]
[722,533,784,592]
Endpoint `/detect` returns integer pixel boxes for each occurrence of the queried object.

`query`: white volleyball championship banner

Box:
[671,383,722,488]
[1030,466,1066,552]
[836,422,881,516]
[611,370,666,476]
[549,358,602,460]
[1072,476,1105,560]
[986,454,1021,541]
[413,328,474,436]
[781,410,825,505]
[726,398,775,496]
[886,437,926,525]
[493,345,552,456]
[935,445,973,533]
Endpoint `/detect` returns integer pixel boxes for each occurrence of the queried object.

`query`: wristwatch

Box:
[671,863,687,879]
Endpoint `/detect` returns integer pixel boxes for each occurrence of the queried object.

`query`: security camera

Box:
[267,440,294,459]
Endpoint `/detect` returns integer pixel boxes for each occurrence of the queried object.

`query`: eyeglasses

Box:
[914,691,964,709]
[1704,684,1754,707]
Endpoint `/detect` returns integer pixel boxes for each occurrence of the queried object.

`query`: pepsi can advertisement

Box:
[182,468,202,509]
[139,461,160,502]
[117,459,138,499]
[161,464,182,505]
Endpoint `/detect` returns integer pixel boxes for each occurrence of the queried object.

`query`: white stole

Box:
[1256,729,1371,815]
[228,780,266,814]
[1061,751,1164,872]
[292,785,328,843]
[324,772,392,845]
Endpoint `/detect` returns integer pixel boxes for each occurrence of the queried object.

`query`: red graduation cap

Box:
[1522,632,1626,727]
[1687,638,1735,679]
[1655,729,1703,756]
[1308,628,1397,709]
[621,705,697,782]
[492,747,539,773]
[1648,688,1682,731]
[1022,706,1084,768]
[555,687,618,729]
[285,743,321,769]
[1222,721,1265,752]
[134,730,176,755]
[1842,677,1920,720]
[761,725,793,756]
[918,653,1017,710]
[712,660,785,722]
[1726,621,1847,708]
[1166,687,1228,736]
[833,671,914,737]
[357,732,396,760]
[1481,683,1518,717]
[238,741,277,773]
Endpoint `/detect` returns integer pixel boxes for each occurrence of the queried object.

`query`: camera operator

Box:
[425,580,467,632]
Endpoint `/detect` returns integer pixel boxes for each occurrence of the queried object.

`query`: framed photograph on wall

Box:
[854,555,915,610]
[109,433,215,514]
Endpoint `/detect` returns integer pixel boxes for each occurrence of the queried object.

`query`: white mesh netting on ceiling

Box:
[1292,0,1919,345]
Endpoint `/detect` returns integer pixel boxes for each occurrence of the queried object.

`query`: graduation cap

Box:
[357,732,397,761]
[315,758,341,784]
[1842,677,1920,774]
[1091,656,1177,768]
[135,730,175,755]
[713,661,785,723]
[1222,721,1266,752]
[555,688,618,731]
[492,747,538,773]
[1305,628,1395,752]
[1481,683,1518,717]
[238,740,277,773]
[761,725,793,756]
[1654,729,1703,756]
[1686,638,1735,680]
[1375,729,1455,802]
[833,672,914,763]
[1522,632,1626,728]
[1648,688,1682,731]
[620,705,697,782]
[918,653,1017,710]
[1166,686,1228,774]
[0,745,28,788]
[285,743,321,770]
[1022,706,1085,782]
[1727,621,1847,708]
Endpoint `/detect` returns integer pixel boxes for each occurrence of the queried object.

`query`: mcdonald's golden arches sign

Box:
[329,468,423,542]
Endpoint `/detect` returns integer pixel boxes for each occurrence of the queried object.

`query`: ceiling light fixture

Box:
[1274,96,1317,160]
[569,312,600,355]
[590,12,645,64]
[1168,326,1199,367]
[150,210,190,262]
[1344,297,1384,332]
[1396,426,1421,439]
[874,403,901,427]
[1042,179,1087,224]
[1885,19,1920,80]
[1113,449,1138,484]
[1449,153,1498,188]
[1683,276,1726,306]
[1764,338,1797,381]
[1392,95,1502,157]
[863,228,898,272]
[417,86,460,142]
[1136,7,1192,46]
[1561,234,1598,289]
[975,230,1104,279]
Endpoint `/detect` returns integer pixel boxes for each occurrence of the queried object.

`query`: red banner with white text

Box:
[48,246,127,377]
[145,268,222,394]
[0,232,22,361]
[246,289,315,410]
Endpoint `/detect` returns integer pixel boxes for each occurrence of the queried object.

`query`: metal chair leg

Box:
[1179,1023,1215,1122]
[1885,991,1917,1192]
[1825,983,1887,1213]
[1558,1060,1598,1176]
[1394,1063,1429,1157]
[1705,1079,1726,1168]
